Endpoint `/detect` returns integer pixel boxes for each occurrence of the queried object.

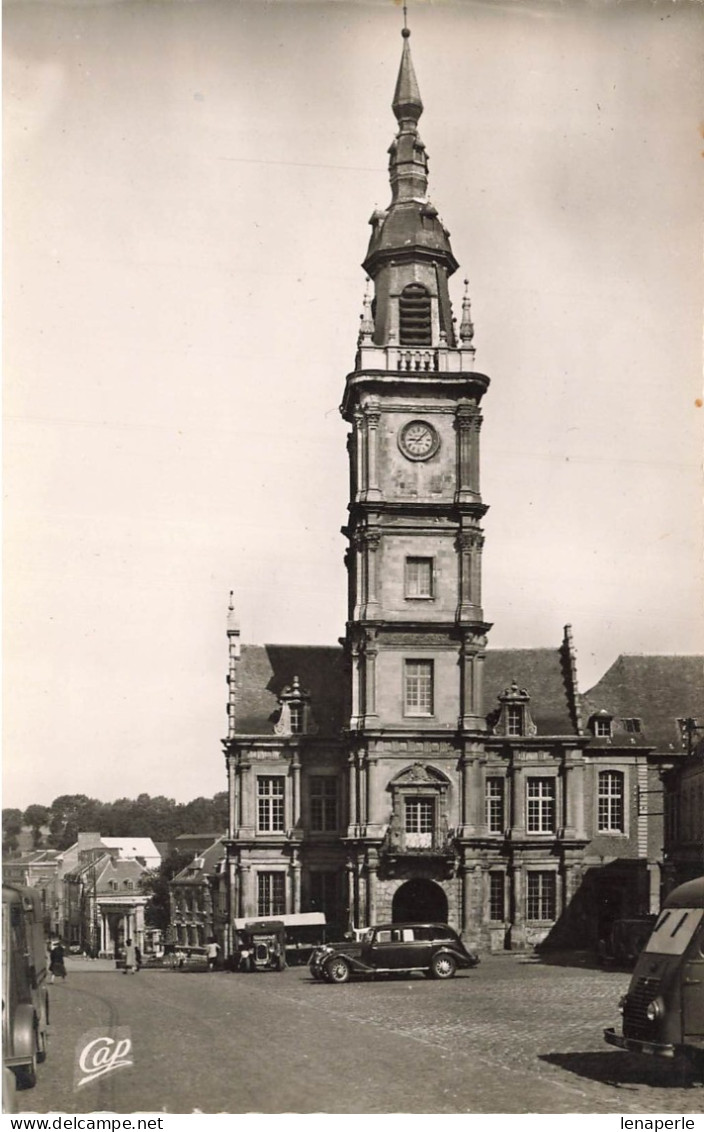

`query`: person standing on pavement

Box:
[206,937,220,971]
[123,938,137,974]
[49,940,67,983]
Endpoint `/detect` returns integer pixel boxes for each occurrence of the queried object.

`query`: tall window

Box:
[404,797,434,848]
[399,283,431,346]
[598,770,624,832]
[526,872,556,921]
[405,557,433,599]
[486,778,505,833]
[257,872,286,917]
[526,778,555,833]
[489,873,505,921]
[404,660,434,716]
[506,705,523,736]
[257,776,285,833]
[309,872,338,919]
[310,776,338,832]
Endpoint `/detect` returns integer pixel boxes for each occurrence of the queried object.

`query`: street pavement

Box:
[15,953,703,1115]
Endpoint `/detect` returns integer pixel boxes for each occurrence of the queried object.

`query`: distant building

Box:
[63,848,149,956]
[2,849,62,935]
[169,838,226,949]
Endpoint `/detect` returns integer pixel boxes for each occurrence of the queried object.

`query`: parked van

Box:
[2,884,50,1088]
[604,876,704,1079]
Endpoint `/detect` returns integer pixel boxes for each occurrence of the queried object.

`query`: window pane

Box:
[526,872,556,921]
[506,705,523,735]
[310,776,338,832]
[406,557,433,598]
[309,872,338,917]
[257,777,285,833]
[597,770,624,832]
[405,660,433,715]
[489,873,505,921]
[526,778,555,833]
[486,777,504,833]
[257,872,286,917]
[404,798,434,833]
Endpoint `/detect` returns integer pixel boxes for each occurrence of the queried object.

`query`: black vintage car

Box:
[310,922,479,983]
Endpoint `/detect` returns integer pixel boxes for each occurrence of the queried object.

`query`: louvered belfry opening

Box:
[399,283,431,345]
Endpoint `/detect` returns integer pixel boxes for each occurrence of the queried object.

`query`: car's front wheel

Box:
[430,952,456,980]
[325,956,351,984]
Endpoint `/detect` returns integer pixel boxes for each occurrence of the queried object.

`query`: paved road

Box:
[15,954,703,1115]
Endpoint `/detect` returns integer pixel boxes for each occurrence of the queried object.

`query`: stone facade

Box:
[219,28,702,959]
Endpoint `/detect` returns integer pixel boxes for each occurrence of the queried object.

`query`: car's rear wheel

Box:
[430,952,456,980]
[325,956,351,984]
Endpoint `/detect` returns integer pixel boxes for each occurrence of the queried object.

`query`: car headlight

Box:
[646,997,664,1021]
[618,994,627,1015]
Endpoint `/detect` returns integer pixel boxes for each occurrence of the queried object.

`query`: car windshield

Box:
[644,907,703,956]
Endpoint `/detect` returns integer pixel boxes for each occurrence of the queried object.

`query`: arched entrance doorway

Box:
[392,879,448,924]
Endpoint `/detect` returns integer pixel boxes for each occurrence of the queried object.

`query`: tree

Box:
[24,804,50,847]
[140,849,194,932]
[2,808,24,855]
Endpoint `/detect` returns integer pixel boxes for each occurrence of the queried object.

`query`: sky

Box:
[4,0,703,812]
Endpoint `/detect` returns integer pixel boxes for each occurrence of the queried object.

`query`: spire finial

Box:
[358,277,374,345]
[392,7,423,125]
[459,279,475,345]
[227,592,240,638]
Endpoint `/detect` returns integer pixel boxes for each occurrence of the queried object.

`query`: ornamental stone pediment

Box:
[390,761,449,787]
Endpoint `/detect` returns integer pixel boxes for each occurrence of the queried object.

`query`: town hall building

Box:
[218,26,702,958]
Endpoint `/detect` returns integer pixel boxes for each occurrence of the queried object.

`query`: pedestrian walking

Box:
[49,940,67,983]
[206,936,220,971]
[123,938,138,974]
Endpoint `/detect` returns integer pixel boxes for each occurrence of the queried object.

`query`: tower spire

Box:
[392,18,423,129]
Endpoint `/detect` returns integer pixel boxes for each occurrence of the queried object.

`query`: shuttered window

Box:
[399,283,431,345]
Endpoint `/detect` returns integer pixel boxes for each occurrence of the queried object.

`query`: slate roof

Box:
[171,838,225,887]
[581,655,704,754]
[235,641,579,737]
[235,645,346,737]
[483,647,579,736]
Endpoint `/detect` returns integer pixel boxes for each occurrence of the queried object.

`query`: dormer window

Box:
[622,718,642,734]
[399,283,431,346]
[590,711,613,739]
[489,681,537,738]
[274,675,316,737]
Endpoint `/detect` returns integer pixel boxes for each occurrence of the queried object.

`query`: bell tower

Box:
[341,24,492,750]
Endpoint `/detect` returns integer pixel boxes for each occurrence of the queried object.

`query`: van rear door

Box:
[683,923,704,1044]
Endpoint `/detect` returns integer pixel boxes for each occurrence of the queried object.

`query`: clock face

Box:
[399,419,440,461]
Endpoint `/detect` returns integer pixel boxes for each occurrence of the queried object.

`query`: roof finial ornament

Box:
[459,278,475,345]
[358,277,374,345]
[402,2,409,36]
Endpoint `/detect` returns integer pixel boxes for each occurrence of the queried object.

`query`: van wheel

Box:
[326,957,351,984]
[430,952,456,980]
[14,1057,37,1090]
